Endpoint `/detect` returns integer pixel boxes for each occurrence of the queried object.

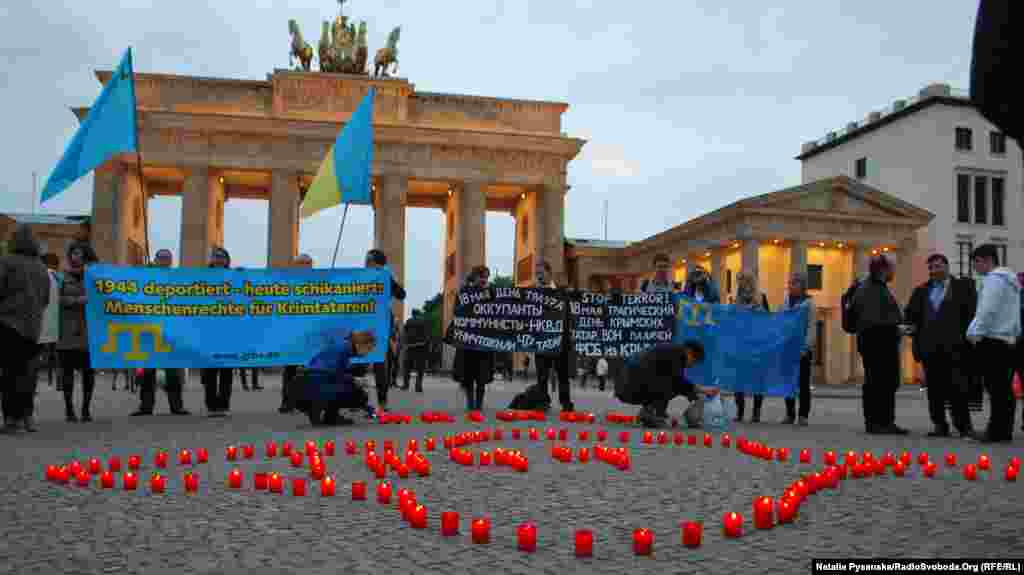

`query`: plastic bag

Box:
[683,398,704,429]
[702,395,735,432]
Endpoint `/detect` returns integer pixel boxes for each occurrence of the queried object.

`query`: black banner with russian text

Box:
[568,290,676,358]
[444,287,565,353]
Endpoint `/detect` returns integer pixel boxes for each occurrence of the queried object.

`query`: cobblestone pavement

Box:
[2,373,1022,574]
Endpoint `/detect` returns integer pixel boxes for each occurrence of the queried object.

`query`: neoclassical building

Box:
[72,69,583,323]
[566,176,934,385]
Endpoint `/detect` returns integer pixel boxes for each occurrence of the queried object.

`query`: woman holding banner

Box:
[364,248,406,412]
[452,266,494,411]
[733,272,770,423]
[201,246,235,417]
[778,272,816,427]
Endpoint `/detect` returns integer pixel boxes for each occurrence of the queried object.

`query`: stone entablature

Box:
[96,70,568,136]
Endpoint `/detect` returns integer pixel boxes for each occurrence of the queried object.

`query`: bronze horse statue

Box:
[288,19,314,71]
[374,26,401,77]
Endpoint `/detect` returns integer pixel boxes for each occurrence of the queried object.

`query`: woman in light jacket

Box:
[58,239,98,422]
[781,272,816,426]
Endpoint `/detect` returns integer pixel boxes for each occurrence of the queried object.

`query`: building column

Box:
[709,249,723,291]
[179,166,217,268]
[375,174,407,321]
[268,170,299,268]
[790,240,808,280]
[91,161,122,265]
[442,180,486,327]
[514,187,543,286]
[541,178,567,285]
[852,244,871,279]
[740,239,760,278]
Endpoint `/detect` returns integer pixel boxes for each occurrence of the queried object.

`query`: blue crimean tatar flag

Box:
[41,48,138,204]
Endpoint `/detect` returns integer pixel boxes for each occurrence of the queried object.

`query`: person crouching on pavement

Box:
[299,330,378,427]
[614,340,705,428]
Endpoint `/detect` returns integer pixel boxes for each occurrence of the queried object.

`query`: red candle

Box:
[493,429,504,441]
[978,455,991,471]
[682,521,703,547]
[513,454,529,472]
[56,466,70,484]
[777,498,796,524]
[721,433,732,447]
[377,481,392,504]
[893,462,907,477]
[479,451,492,466]
[794,480,809,499]
[310,464,325,480]
[305,440,317,456]
[76,470,91,487]
[517,522,537,552]
[317,475,335,497]
[1006,466,1019,482]
[290,451,303,468]
[347,480,365,501]
[155,451,168,469]
[777,448,789,462]
[228,468,243,489]
[471,518,490,544]
[574,529,594,557]
[1010,457,1021,470]
[100,471,115,489]
[924,462,938,478]
[558,429,568,441]
[511,428,522,440]
[882,452,896,466]
[45,464,58,482]
[123,472,138,490]
[266,441,278,458]
[632,528,653,556]
[149,473,166,494]
[900,451,912,466]
[184,472,199,493]
[107,457,121,472]
[69,460,83,475]
[410,504,427,529]
[269,473,283,493]
[529,428,540,441]
[578,430,589,442]
[252,473,267,490]
[578,447,590,463]
[226,446,237,461]
[688,435,697,446]
[799,449,812,464]
[823,451,837,466]
[844,452,857,467]
[88,458,102,475]
[963,463,978,481]
[292,478,306,496]
[191,447,206,464]
[282,441,294,456]
[597,430,608,442]
[917,452,930,465]
[441,511,459,536]
[945,453,957,467]
[178,450,192,466]
[722,512,743,538]
[642,431,654,444]
[703,434,713,447]
[754,497,774,529]
[242,445,255,459]
[618,431,630,444]
[425,438,436,452]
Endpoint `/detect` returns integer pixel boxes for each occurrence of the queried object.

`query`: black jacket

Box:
[904,277,977,362]
[623,343,696,400]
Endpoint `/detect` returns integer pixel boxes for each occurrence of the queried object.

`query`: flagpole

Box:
[129,47,151,265]
[330,202,350,267]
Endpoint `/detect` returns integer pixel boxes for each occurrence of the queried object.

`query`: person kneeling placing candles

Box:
[613,340,705,429]
[292,330,378,427]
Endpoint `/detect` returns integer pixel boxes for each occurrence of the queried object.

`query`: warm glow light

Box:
[447,187,453,197]
[731,242,740,248]
[872,249,880,255]
[772,239,781,245]
[882,247,890,252]
[218,176,224,184]
[818,241,825,247]
[681,258,687,264]
[704,251,711,257]
[837,242,845,248]
[520,192,526,200]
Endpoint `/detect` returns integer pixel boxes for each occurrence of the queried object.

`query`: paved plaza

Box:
[2,373,1022,574]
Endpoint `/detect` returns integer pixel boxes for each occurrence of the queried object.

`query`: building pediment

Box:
[739,176,932,223]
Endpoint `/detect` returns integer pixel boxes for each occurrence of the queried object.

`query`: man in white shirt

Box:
[966,244,1021,443]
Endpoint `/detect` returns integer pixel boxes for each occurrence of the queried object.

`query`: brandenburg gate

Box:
[82,69,585,322]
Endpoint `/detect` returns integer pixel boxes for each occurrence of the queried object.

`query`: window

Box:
[992,177,1005,226]
[855,157,867,179]
[956,174,971,222]
[996,244,1008,267]
[974,176,987,224]
[990,131,1007,155]
[956,240,973,278]
[806,264,823,290]
[955,127,973,151]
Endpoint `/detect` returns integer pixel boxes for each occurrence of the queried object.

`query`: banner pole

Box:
[330,202,350,268]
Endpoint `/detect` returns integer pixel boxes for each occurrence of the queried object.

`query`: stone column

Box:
[852,244,871,279]
[375,174,408,321]
[709,249,723,291]
[541,178,567,285]
[268,170,299,268]
[179,166,216,268]
[459,180,487,280]
[740,239,760,278]
[91,160,122,265]
[790,240,808,280]
[514,188,543,286]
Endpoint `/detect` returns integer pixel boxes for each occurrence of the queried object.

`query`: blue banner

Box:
[84,264,391,368]
[672,296,808,397]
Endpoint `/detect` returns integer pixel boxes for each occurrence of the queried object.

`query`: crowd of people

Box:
[1,222,1021,442]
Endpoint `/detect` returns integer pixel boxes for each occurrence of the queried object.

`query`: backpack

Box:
[841,279,862,334]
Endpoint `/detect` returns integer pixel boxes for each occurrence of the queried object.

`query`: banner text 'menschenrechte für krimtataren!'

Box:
[95,278,385,317]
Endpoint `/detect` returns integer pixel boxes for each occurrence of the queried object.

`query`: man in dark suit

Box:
[903,254,977,437]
